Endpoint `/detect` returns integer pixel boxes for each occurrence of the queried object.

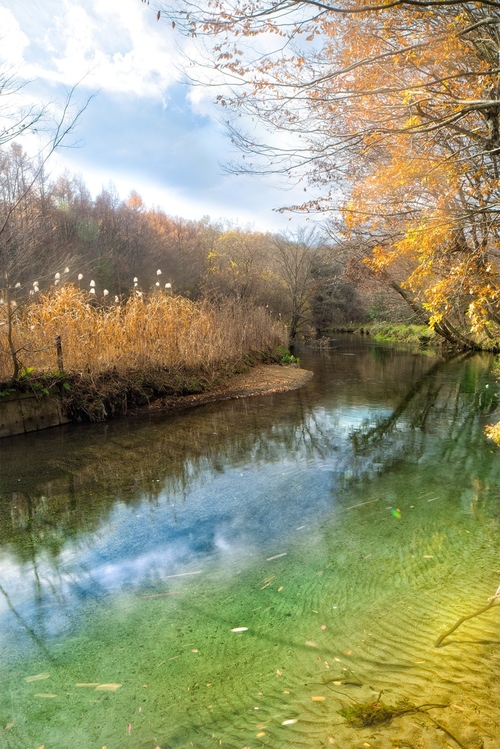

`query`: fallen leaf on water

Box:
[95,684,121,692]
[343,649,352,655]
[276,670,282,676]
[283,690,289,694]
[320,625,327,630]
[34,693,57,698]
[328,739,335,745]
[191,649,199,653]
[305,641,317,647]
[75,683,100,687]
[256,732,265,737]
[311,696,325,701]
[127,724,132,734]
[333,681,342,686]
[231,627,248,632]
[266,553,287,561]
[25,673,50,683]
[282,719,298,725]
[278,586,284,592]
[423,555,434,559]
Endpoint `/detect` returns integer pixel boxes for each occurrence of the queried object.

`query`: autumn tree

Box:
[153,0,500,349]
[204,227,276,303]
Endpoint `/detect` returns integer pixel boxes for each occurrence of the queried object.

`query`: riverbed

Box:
[1,336,499,748]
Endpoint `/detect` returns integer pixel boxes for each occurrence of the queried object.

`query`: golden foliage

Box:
[0,286,286,380]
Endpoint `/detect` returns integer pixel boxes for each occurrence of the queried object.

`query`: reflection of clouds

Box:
[2,346,499,666]
[0,400,398,648]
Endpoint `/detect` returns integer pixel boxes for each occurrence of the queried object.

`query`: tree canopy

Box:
[154,0,500,348]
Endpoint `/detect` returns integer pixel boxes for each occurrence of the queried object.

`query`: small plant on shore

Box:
[278,347,300,365]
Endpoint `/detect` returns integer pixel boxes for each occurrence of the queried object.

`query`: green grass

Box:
[362,322,437,345]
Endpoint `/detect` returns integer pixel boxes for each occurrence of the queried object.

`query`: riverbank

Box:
[0,361,313,437]
[143,364,313,414]
[327,322,437,346]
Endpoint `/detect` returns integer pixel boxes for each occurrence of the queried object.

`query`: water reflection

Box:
[0,338,499,663]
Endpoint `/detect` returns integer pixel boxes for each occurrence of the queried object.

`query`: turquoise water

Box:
[1,336,500,748]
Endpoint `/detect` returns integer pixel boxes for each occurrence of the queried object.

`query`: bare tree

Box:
[272,228,319,341]
[0,74,92,381]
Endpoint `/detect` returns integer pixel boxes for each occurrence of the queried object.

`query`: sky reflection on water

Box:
[0,337,498,655]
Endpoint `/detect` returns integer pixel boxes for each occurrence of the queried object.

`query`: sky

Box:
[0,0,312,231]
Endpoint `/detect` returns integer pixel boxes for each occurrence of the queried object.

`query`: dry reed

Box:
[0,285,287,380]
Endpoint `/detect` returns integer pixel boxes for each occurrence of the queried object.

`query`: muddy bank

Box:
[143,364,314,414]
[0,364,313,437]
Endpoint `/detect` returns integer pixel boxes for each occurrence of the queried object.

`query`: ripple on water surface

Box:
[1,341,500,748]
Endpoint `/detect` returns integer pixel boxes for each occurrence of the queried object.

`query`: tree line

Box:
[0,142,413,340]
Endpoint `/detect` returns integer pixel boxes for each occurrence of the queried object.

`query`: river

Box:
[1,335,499,748]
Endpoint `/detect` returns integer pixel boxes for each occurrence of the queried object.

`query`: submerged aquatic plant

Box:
[340,698,408,727]
[339,694,449,729]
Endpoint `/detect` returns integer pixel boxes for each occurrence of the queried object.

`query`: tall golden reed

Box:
[0,286,286,380]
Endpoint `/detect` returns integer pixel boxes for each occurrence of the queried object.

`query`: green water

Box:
[1,336,500,748]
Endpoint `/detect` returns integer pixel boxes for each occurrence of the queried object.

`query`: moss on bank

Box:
[327,322,437,346]
[364,322,437,345]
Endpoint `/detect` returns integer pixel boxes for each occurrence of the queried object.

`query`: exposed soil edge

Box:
[134,364,314,415]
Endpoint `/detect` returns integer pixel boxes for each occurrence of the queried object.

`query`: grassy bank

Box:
[361,322,437,345]
[325,322,437,345]
[0,286,287,421]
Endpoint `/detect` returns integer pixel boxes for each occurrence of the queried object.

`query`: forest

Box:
[0,140,412,388]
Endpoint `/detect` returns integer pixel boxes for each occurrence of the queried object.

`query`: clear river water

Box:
[1,335,500,749]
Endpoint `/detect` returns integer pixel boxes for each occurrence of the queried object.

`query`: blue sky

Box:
[0,0,312,231]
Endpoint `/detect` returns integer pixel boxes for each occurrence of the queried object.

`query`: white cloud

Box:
[0,8,30,67]
[5,0,181,99]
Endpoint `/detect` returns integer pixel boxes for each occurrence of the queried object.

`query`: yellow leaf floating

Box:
[305,641,317,647]
[25,673,50,682]
[282,719,298,725]
[95,684,122,692]
[231,627,248,632]
[311,696,325,701]
[75,683,100,687]
[34,693,57,698]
